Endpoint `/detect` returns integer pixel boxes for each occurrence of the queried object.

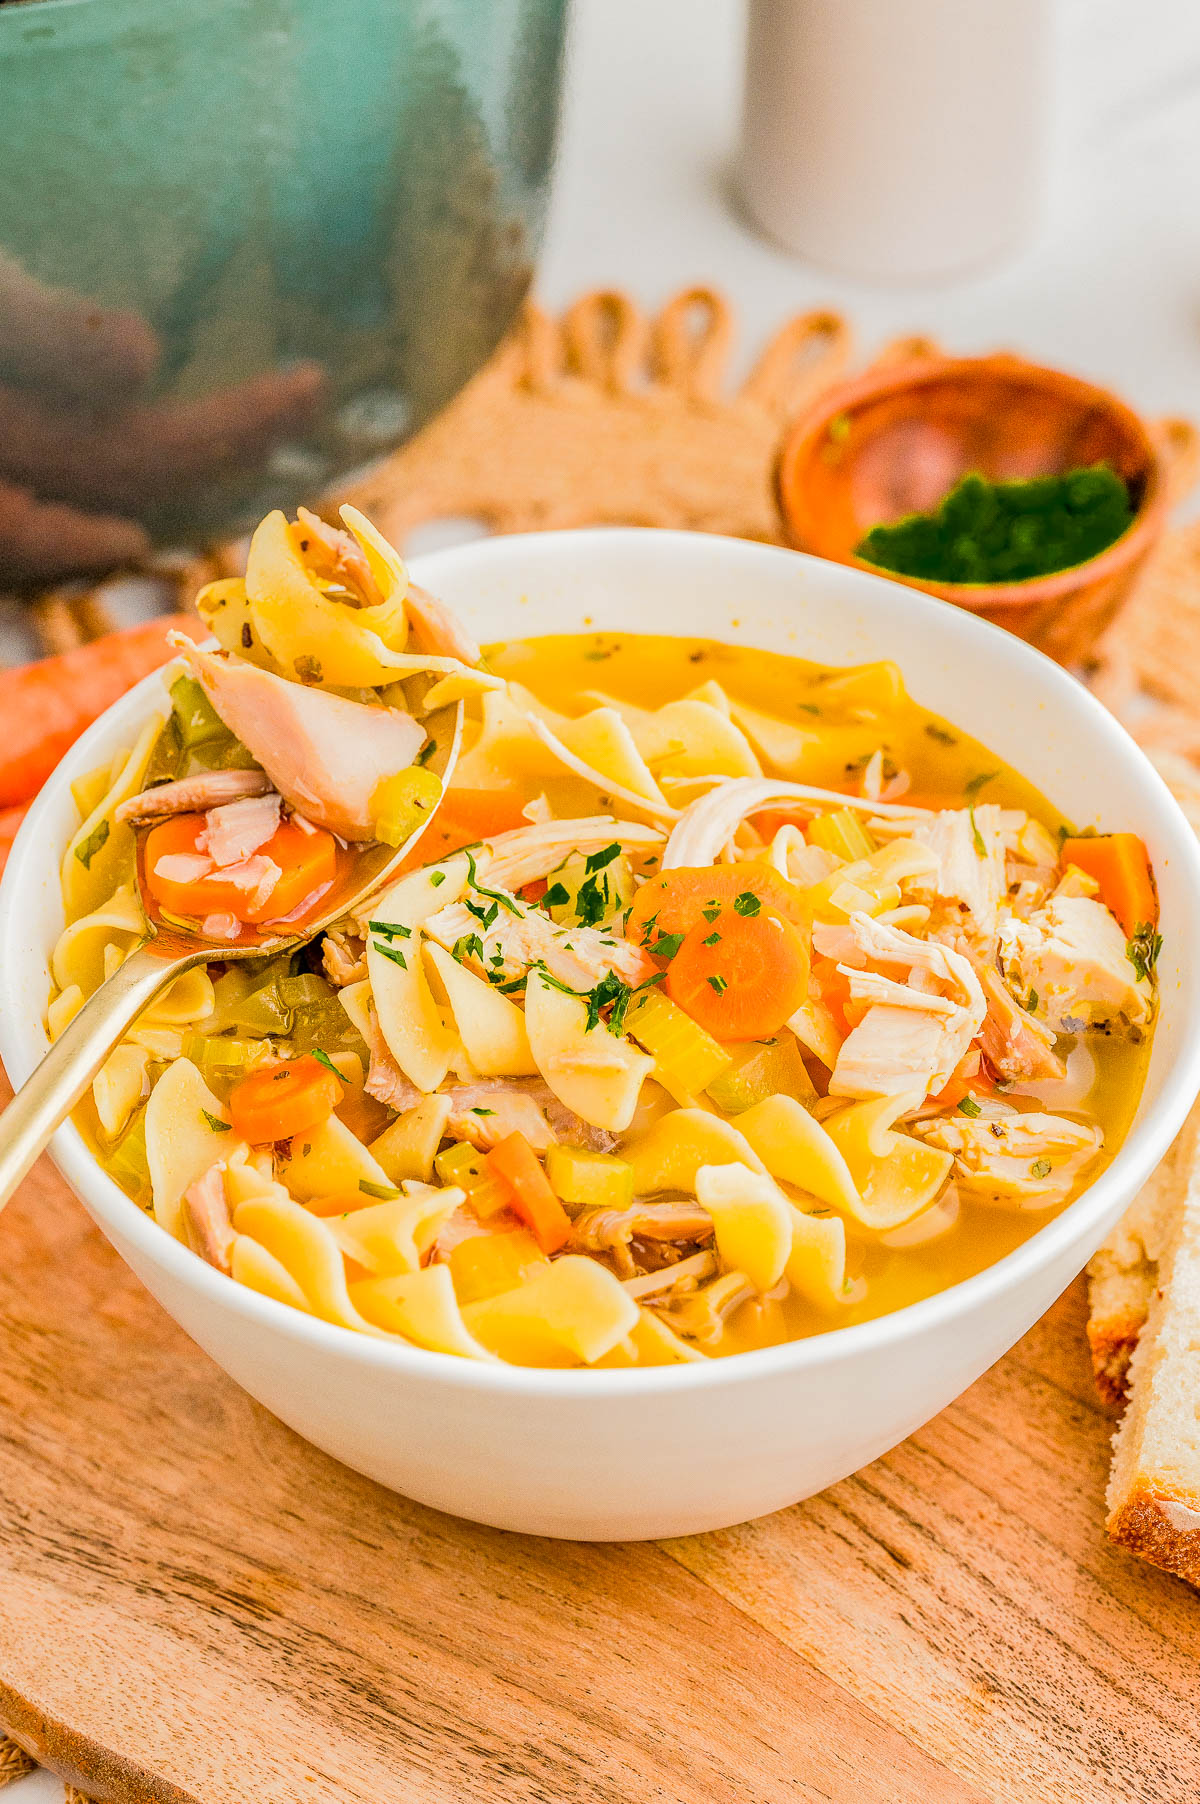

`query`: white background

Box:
[9,0,1199,1795]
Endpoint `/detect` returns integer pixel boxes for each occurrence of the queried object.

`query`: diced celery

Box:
[545,849,635,929]
[626,987,731,1104]
[226,982,294,1036]
[808,809,876,863]
[448,1228,547,1305]
[278,974,332,1009]
[185,733,262,774]
[140,715,183,789]
[434,1139,512,1218]
[545,1144,634,1213]
[371,766,443,848]
[182,1034,262,1074]
[108,1109,151,1203]
[169,675,229,748]
[705,1032,815,1114]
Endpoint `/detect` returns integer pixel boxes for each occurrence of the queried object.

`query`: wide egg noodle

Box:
[423,939,537,1078]
[325,1181,464,1278]
[365,859,467,1093]
[694,1162,794,1292]
[462,1255,639,1367]
[823,1092,954,1231]
[144,1057,248,1239]
[61,713,163,923]
[624,1108,768,1198]
[523,969,652,1133]
[350,1263,498,1361]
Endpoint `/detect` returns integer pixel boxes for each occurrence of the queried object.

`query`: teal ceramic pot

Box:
[0,0,567,566]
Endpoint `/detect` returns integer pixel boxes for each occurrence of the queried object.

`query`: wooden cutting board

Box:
[2,1128,1198,1804]
[4,287,1200,1804]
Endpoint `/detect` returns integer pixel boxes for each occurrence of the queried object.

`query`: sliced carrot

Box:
[626,860,807,950]
[228,1055,343,1144]
[0,614,206,809]
[1060,833,1157,938]
[930,1050,991,1110]
[143,812,338,924]
[485,1131,571,1255]
[667,907,810,1041]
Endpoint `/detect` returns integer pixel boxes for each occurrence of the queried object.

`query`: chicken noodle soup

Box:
[52,508,1159,1368]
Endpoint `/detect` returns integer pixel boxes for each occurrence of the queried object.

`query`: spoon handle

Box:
[0,941,193,1214]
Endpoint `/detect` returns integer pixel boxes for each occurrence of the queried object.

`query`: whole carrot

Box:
[0,613,205,808]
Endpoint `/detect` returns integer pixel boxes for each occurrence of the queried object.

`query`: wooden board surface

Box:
[2,1131,1197,1804]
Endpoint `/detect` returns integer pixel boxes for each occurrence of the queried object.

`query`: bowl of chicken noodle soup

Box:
[3,524,1199,1540]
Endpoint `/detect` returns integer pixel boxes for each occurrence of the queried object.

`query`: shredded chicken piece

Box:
[870,804,1023,944]
[180,1163,236,1273]
[296,506,384,605]
[572,1201,714,1278]
[198,792,281,867]
[663,777,931,869]
[426,893,654,993]
[446,1086,556,1153]
[322,928,367,988]
[813,911,986,1100]
[405,580,483,667]
[116,769,272,825]
[998,895,1152,1031]
[481,817,663,893]
[657,1270,756,1346]
[173,637,425,840]
[623,1248,716,1301]
[915,1108,1102,1208]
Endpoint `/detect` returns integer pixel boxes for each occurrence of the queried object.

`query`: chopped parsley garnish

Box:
[924,723,956,745]
[1025,988,1039,1014]
[430,870,446,888]
[416,739,436,767]
[542,881,571,910]
[311,1049,341,1078]
[703,931,721,947]
[701,904,721,923]
[733,891,761,917]
[74,818,110,870]
[585,843,622,873]
[373,941,408,969]
[968,805,986,858]
[1030,1158,1052,1180]
[706,974,728,995]
[465,898,500,929]
[464,849,519,915]
[470,1107,495,1116]
[201,1110,231,1133]
[358,1179,401,1200]
[1126,922,1162,984]
[798,702,821,716]
[963,769,1000,801]
[368,920,410,938]
[451,933,485,964]
[649,930,685,960]
[957,1096,982,1118]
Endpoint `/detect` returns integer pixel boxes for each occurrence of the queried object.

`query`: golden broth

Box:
[488,632,1152,1351]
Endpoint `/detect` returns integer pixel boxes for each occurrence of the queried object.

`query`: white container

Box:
[739,0,1052,282]
[2,529,1198,1541]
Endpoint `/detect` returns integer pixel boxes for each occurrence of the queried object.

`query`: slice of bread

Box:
[1103,1106,1200,1585]
[1085,1115,1195,1406]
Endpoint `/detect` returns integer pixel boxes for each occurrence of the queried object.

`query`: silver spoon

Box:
[0,699,462,1213]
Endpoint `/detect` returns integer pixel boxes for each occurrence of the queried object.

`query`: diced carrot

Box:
[143,812,338,924]
[407,785,529,868]
[626,860,808,950]
[485,1131,571,1255]
[1060,833,1157,938]
[930,1050,992,1110]
[0,614,206,809]
[521,877,549,905]
[228,1055,343,1144]
[666,906,810,1041]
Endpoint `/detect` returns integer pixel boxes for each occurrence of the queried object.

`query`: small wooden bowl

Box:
[776,351,1194,665]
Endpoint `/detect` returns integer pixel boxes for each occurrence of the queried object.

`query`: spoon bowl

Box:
[0,686,462,1215]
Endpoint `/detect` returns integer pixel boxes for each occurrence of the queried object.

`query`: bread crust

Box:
[1107,1480,1200,1587]
[1087,1311,1151,1410]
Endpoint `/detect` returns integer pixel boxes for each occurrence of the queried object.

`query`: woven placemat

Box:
[1,285,1196,1803]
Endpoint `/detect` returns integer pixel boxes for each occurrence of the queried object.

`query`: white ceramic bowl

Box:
[3,529,1199,1541]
